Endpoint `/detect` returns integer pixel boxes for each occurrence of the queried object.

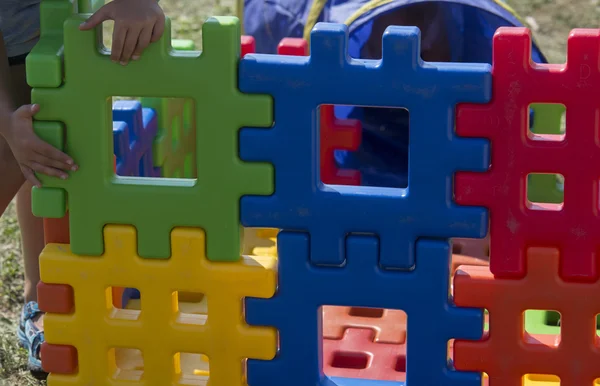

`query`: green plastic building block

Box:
[26,0,74,88]
[30,16,274,260]
[32,187,67,218]
[33,121,65,150]
[527,104,565,205]
[77,0,104,13]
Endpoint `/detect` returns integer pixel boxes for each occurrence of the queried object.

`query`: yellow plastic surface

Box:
[40,225,277,386]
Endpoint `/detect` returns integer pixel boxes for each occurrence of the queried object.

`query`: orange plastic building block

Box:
[322,306,407,344]
[453,247,600,385]
[37,281,74,314]
[323,328,406,382]
[43,215,70,244]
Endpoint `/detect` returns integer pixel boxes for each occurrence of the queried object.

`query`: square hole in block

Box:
[322,305,406,382]
[241,227,278,258]
[110,347,144,381]
[523,374,561,384]
[174,291,207,325]
[106,287,141,320]
[174,352,210,385]
[529,103,566,138]
[111,96,197,179]
[524,309,562,338]
[317,105,409,190]
[526,174,564,209]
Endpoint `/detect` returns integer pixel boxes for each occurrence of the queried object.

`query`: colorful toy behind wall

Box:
[27,5,600,386]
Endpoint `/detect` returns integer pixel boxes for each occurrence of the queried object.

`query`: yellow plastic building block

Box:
[39,225,277,386]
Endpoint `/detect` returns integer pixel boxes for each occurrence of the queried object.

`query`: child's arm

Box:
[79,0,165,65]
[0,31,14,117]
[0,31,76,187]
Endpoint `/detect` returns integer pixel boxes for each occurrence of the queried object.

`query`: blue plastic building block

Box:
[239,24,491,269]
[112,100,158,177]
[245,232,484,386]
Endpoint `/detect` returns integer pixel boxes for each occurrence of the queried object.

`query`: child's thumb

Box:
[15,104,40,118]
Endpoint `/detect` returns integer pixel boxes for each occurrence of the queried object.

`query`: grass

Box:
[1,0,599,384]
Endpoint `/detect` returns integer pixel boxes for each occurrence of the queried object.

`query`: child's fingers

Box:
[33,140,76,169]
[79,3,113,30]
[21,166,42,188]
[111,24,128,63]
[150,16,165,43]
[119,26,143,64]
[33,152,76,173]
[14,104,40,118]
[29,161,69,180]
[132,26,153,60]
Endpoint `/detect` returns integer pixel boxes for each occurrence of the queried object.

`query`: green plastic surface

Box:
[33,121,65,151]
[527,104,565,204]
[141,97,197,177]
[32,187,67,218]
[26,0,73,88]
[29,16,274,260]
[525,309,600,335]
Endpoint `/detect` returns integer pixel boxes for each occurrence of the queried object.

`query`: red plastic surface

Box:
[241,35,256,57]
[322,328,406,382]
[276,38,362,186]
[455,27,600,282]
[322,306,407,344]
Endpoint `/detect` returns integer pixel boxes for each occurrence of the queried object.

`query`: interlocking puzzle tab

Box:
[28,15,273,260]
[112,100,159,177]
[38,225,277,385]
[454,27,600,282]
[239,23,491,269]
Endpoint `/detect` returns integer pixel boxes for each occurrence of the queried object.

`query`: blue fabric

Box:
[244,0,547,188]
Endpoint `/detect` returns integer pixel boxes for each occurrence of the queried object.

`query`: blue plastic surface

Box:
[239,24,491,268]
[245,232,484,386]
[112,100,158,177]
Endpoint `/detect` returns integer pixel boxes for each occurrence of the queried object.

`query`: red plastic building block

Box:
[277,37,308,56]
[455,27,600,282]
[43,216,70,244]
[323,328,406,382]
[276,38,362,186]
[453,247,600,385]
[322,306,407,344]
[241,35,256,57]
[37,281,75,314]
[41,343,78,374]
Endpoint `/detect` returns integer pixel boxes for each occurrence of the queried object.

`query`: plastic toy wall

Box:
[27,4,600,386]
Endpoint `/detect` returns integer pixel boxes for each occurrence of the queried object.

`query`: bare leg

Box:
[10,63,45,316]
[0,136,24,215]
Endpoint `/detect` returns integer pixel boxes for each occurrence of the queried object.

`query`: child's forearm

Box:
[0,30,15,135]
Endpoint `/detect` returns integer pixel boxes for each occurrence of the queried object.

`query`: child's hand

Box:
[2,105,77,187]
[79,0,165,65]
